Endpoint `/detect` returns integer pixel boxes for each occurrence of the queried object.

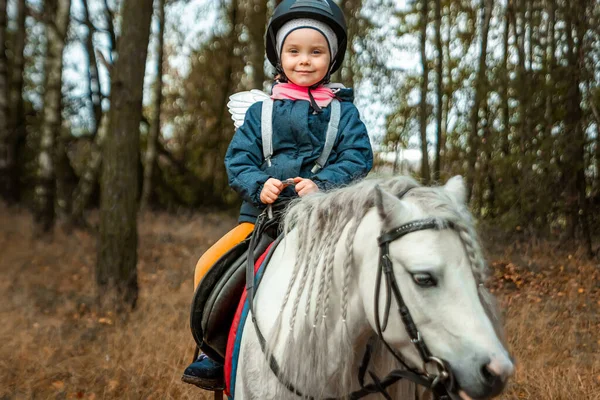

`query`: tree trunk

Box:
[102,0,116,59]
[563,0,592,255]
[467,0,493,202]
[340,0,360,88]
[140,0,165,209]
[246,0,267,90]
[55,127,77,218]
[442,14,452,154]
[35,0,71,233]
[71,115,107,225]
[514,0,527,156]
[506,0,527,222]
[0,0,10,202]
[69,0,108,225]
[433,0,443,181]
[5,0,26,203]
[501,7,510,157]
[589,77,600,192]
[543,0,555,144]
[97,0,153,309]
[82,0,102,130]
[204,0,241,202]
[419,0,430,184]
[482,93,495,217]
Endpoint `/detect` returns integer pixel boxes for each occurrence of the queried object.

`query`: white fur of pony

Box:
[234,176,513,400]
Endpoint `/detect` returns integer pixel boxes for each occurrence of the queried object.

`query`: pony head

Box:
[269,175,513,400]
[356,176,514,399]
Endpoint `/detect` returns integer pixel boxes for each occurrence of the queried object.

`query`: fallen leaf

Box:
[52,381,65,391]
[108,380,118,392]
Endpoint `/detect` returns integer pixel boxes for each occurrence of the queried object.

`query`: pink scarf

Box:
[271,82,335,107]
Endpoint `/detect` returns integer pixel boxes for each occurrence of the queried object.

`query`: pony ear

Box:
[375,185,407,227]
[444,175,467,204]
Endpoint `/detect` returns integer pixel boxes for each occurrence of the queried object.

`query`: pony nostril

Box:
[486,356,514,381]
[480,363,498,386]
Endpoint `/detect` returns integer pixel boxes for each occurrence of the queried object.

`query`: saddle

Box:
[189,216,280,364]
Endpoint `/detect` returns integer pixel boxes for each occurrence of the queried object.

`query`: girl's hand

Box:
[293,177,319,197]
[260,178,284,204]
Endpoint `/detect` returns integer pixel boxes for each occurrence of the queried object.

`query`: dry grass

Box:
[0,204,598,399]
[485,238,600,400]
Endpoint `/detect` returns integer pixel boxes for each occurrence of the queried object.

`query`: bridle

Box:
[372,217,456,399]
[246,201,461,399]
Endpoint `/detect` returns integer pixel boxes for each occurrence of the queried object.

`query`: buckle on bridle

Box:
[424,356,454,393]
[424,356,449,379]
[411,331,423,345]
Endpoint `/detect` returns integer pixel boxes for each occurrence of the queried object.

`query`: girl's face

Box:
[280,28,331,87]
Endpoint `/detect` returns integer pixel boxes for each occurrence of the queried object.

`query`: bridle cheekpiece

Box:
[373,217,457,399]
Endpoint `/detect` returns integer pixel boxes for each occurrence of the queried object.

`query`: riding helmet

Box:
[266,0,348,74]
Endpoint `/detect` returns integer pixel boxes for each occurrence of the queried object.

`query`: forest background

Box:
[0,0,599,399]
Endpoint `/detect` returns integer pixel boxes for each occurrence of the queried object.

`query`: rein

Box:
[246,204,458,399]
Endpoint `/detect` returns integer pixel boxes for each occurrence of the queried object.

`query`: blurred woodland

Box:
[2,0,600,305]
[1,0,599,233]
[1,0,599,398]
[0,0,599,308]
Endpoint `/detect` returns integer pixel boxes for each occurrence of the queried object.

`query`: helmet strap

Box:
[275,62,289,83]
[307,87,322,113]
[307,68,333,113]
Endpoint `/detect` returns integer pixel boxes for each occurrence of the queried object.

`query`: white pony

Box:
[234,176,513,400]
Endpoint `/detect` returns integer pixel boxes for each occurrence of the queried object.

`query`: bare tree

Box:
[467,0,494,202]
[141,0,166,209]
[72,115,107,224]
[0,0,10,201]
[419,0,430,184]
[81,0,102,129]
[6,0,27,202]
[433,0,443,181]
[245,0,267,90]
[69,0,112,225]
[97,0,154,309]
[562,0,592,254]
[500,5,510,157]
[34,0,71,233]
[339,0,361,88]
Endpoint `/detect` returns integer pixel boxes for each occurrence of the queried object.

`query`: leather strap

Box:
[312,99,341,173]
[260,99,274,167]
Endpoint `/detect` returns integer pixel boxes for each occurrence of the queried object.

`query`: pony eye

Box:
[412,273,437,287]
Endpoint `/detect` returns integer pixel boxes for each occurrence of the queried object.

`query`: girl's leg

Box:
[184,222,255,391]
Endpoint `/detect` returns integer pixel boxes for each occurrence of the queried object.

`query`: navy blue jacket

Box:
[224,88,373,223]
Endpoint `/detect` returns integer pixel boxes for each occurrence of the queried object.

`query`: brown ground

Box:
[0,204,598,399]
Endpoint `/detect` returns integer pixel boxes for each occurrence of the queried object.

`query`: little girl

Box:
[183,0,373,391]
